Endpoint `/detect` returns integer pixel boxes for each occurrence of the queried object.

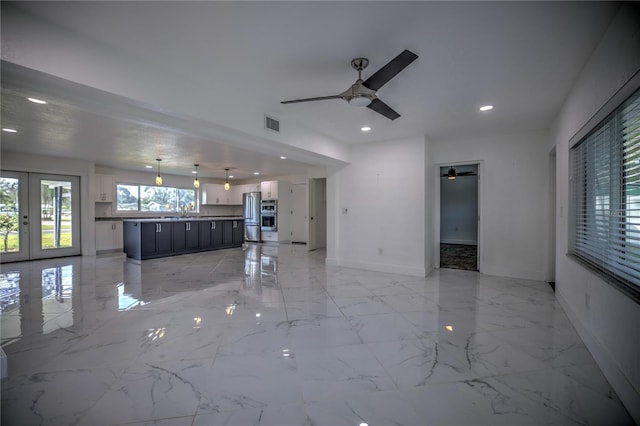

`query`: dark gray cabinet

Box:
[124,219,242,260]
[124,221,173,260]
[232,220,244,245]
[199,220,224,249]
[173,221,199,253]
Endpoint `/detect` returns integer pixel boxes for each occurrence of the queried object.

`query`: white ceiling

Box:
[0,1,619,180]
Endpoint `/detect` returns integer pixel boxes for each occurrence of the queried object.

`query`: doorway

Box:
[0,171,81,263]
[292,183,307,244]
[308,178,326,251]
[439,164,479,271]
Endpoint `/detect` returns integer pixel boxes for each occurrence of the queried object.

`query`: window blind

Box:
[570,87,640,297]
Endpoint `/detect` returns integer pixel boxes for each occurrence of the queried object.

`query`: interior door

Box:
[0,171,29,262]
[292,184,307,243]
[308,179,317,251]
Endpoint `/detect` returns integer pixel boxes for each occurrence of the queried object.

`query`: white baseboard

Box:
[557,291,640,424]
[325,257,425,277]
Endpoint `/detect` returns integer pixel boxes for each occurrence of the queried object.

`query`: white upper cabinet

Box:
[202,183,243,205]
[94,174,115,202]
[261,181,278,200]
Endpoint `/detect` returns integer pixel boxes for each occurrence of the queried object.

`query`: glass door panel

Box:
[0,171,29,262]
[30,174,80,260]
[39,179,73,250]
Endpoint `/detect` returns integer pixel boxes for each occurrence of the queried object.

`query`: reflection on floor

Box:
[440,243,477,271]
[1,245,635,425]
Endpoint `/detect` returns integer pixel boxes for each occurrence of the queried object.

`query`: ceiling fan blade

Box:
[367,98,400,120]
[281,95,343,104]
[363,49,418,91]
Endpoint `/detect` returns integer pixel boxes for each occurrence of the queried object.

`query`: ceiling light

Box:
[229,175,234,179]
[253,172,260,176]
[145,165,153,169]
[224,168,230,191]
[447,166,457,180]
[280,156,287,160]
[2,128,17,133]
[193,164,200,189]
[27,97,47,104]
[348,95,372,107]
[479,105,494,112]
[360,126,371,132]
[155,159,163,186]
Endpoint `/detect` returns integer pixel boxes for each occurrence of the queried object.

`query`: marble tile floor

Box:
[0,244,634,426]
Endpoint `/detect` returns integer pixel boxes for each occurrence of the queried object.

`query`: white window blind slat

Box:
[570,87,640,294]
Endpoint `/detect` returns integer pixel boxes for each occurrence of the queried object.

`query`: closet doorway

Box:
[439,164,479,271]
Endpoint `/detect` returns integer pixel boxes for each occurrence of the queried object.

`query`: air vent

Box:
[265,115,280,133]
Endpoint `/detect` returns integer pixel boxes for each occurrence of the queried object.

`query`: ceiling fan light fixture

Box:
[155,159,163,186]
[447,166,457,180]
[348,95,372,107]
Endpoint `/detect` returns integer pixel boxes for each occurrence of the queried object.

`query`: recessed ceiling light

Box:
[479,105,494,112]
[361,126,371,132]
[280,156,287,160]
[145,165,153,169]
[253,172,260,175]
[191,170,197,174]
[229,175,234,179]
[2,128,17,133]
[27,97,48,104]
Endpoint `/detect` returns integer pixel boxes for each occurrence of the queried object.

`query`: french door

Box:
[0,171,81,263]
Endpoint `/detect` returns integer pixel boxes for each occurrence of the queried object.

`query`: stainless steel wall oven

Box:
[261,200,277,231]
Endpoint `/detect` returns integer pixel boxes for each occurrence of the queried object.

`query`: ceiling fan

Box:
[442,167,478,180]
[281,49,418,120]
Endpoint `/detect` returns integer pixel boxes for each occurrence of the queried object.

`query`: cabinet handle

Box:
[213,222,216,230]
[159,223,162,233]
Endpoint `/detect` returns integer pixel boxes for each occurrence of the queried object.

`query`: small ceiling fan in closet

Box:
[281,49,418,120]
[442,166,477,180]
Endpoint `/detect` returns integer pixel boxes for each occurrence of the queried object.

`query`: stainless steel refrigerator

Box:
[243,192,261,242]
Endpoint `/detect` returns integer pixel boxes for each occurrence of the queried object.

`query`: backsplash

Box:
[95,203,242,218]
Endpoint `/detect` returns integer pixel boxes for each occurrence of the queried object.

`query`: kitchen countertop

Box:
[122,216,243,223]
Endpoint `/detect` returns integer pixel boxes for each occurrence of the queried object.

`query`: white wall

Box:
[551,4,640,422]
[327,136,426,276]
[431,129,549,280]
[440,164,478,245]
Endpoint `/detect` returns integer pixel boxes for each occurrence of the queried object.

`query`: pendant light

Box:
[447,166,457,181]
[224,168,230,191]
[193,164,200,189]
[155,159,163,186]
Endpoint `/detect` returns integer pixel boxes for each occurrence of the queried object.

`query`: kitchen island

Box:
[123,217,244,260]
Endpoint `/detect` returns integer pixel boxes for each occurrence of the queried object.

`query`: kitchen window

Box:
[116,184,196,213]
[570,86,640,301]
